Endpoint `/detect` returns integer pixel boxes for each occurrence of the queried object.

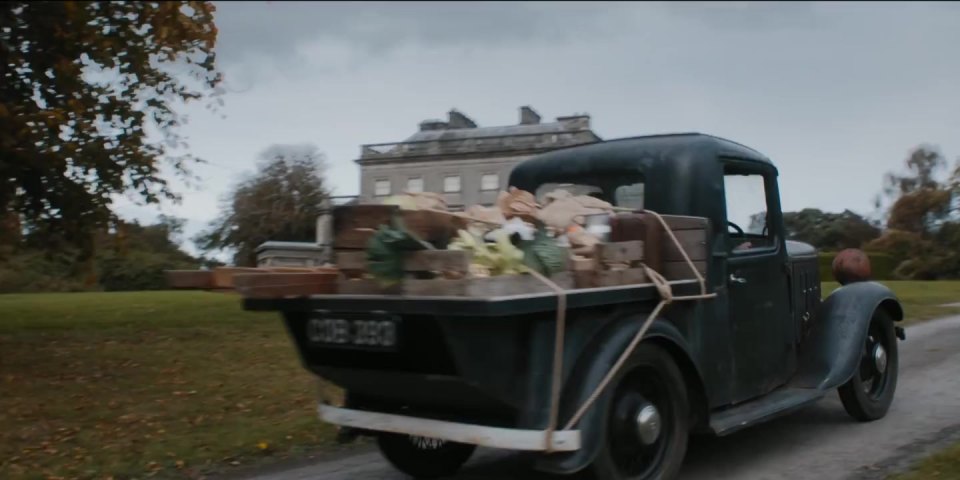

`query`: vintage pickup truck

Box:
[244,133,904,480]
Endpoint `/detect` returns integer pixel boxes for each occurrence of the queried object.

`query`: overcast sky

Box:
[113,1,960,257]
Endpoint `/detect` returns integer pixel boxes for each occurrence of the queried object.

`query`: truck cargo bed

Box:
[242,279,702,316]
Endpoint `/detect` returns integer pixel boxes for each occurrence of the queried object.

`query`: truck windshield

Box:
[534,181,645,210]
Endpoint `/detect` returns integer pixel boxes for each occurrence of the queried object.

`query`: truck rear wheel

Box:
[376,432,475,479]
[838,309,899,421]
[588,343,690,480]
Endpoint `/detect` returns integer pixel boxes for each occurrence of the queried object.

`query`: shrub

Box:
[97,250,199,291]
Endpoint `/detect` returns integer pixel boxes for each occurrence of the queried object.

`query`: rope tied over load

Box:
[532,209,717,452]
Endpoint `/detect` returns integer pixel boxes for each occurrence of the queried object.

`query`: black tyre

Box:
[589,343,690,480]
[377,432,476,479]
[838,309,899,421]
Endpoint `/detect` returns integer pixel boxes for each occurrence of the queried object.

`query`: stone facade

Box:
[356,106,602,208]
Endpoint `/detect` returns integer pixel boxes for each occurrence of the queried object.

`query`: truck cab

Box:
[509,134,830,406]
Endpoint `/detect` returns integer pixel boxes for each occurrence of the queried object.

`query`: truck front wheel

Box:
[838,309,899,421]
[588,343,690,480]
[377,432,476,479]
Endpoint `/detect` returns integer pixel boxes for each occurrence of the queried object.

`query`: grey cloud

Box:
[213,1,620,66]
[147,0,960,254]
[660,1,828,31]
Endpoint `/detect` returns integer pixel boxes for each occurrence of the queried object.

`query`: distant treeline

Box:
[0,216,220,293]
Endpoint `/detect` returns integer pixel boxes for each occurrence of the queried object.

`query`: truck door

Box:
[722,161,793,403]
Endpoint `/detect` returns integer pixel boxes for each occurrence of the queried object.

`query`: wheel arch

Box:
[878,297,904,322]
[535,314,706,475]
[645,335,710,432]
[793,281,903,391]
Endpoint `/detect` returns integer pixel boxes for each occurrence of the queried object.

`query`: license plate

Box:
[305,313,400,351]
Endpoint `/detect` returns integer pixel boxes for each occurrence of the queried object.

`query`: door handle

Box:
[729,274,747,284]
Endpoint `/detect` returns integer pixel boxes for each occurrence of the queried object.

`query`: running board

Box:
[708,388,825,436]
[318,404,582,452]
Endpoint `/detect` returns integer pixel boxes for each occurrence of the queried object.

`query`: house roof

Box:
[402,120,586,143]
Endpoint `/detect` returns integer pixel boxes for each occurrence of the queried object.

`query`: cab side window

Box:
[724,170,773,252]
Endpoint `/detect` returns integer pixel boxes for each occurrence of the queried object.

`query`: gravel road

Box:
[231,315,960,480]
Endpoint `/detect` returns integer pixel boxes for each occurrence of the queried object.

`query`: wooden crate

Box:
[335,249,574,297]
[165,270,214,289]
[332,205,399,250]
[404,271,575,296]
[334,250,368,278]
[335,249,470,276]
[575,241,648,288]
[592,268,648,287]
[659,215,710,281]
[663,260,708,281]
[234,271,338,299]
[596,240,645,266]
[332,205,470,251]
[212,267,265,289]
[336,277,401,295]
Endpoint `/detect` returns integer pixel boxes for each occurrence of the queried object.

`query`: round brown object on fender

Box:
[832,248,872,285]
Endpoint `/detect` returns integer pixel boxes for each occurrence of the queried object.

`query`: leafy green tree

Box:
[196,144,330,267]
[1,1,222,254]
[781,208,880,250]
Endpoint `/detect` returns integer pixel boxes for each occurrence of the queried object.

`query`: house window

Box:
[374,179,390,196]
[407,177,423,193]
[443,175,461,193]
[481,173,499,191]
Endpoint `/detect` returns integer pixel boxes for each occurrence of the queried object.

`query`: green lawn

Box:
[890,441,960,479]
[821,281,960,323]
[0,291,342,480]
[1,281,959,479]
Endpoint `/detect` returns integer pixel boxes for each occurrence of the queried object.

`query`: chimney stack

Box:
[419,119,448,131]
[447,109,477,129]
[519,106,541,125]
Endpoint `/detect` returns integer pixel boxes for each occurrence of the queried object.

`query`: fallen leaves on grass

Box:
[0,292,341,480]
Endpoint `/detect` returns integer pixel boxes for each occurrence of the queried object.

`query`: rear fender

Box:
[793,281,903,391]
[534,314,704,475]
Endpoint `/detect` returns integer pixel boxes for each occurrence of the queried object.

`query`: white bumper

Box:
[318,404,581,452]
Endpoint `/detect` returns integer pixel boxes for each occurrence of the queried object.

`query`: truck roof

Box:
[610,132,770,164]
[517,132,770,170]
[508,132,774,196]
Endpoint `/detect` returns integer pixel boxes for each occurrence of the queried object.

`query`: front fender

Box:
[793,281,903,391]
[535,314,702,475]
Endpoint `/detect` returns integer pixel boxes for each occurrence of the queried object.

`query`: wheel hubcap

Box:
[872,343,887,374]
[635,403,662,446]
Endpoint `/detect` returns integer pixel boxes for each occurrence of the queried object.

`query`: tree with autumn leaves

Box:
[866,146,960,279]
[778,145,960,279]
[0,1,222,254]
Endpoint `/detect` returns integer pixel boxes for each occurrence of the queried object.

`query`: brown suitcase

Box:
[609,213,663,273]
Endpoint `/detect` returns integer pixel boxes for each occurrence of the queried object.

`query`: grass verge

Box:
[821,280,960,323]
[0,291,341,480]
[889,441,960,479]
